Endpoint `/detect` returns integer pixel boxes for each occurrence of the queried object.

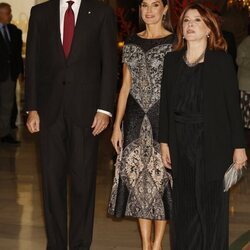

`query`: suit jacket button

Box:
[62,81,66,85]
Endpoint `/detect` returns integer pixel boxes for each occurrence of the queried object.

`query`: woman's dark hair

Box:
[174,3,227,51]
[138,0,173,32]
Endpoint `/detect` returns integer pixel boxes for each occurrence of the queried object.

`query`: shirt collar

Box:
[60,0,81,8]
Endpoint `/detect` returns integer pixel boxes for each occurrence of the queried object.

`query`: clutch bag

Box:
[224,163,244,192]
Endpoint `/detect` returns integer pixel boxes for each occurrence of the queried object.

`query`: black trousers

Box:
[39,111,98,250]
[10,81,18,128]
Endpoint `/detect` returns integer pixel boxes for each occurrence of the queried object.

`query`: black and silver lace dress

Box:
[108,34,174,220]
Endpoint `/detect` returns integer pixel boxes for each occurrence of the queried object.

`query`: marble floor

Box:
[0,125,249,250]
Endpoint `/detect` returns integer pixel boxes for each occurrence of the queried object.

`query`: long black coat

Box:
[0,24,23,82]
[159,49,246,181]
[25,0,117,128]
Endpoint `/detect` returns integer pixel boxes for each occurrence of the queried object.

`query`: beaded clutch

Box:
[224,163,245,192]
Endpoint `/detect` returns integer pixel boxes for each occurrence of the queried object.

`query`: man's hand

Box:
[91,112,110,136]
[26,111,40,133]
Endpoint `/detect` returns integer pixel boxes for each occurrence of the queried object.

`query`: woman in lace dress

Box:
[108,0,173,249]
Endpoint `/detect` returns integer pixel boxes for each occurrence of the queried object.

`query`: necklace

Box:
[183,50,205,67]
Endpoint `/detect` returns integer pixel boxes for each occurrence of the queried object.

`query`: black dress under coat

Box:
[159,49,246,182]
[159,49,246,250]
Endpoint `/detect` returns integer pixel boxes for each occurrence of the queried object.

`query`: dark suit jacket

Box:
[0,24,23,82]
[25,0,117,128]
[159,49,246,181]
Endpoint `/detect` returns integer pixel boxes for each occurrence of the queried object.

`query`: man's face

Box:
[0,7,12,24]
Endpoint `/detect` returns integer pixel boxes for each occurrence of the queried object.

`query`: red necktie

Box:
[63,1,75,58]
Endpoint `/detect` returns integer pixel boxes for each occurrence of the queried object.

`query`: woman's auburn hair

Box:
[174,3,227,52]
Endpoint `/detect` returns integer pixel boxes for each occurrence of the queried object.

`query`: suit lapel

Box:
[0,31,6,45]
[67,0,88,61]
[6,24,12,41]
[0,27,11,50]
[49,0,65,61]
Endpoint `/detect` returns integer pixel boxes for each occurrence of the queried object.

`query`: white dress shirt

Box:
[59,0,112,117]
[60,0,81,43]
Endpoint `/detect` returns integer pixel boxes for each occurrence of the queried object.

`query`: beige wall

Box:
[35,0,47,3]
[4,0,116,41]
[3,0,37,41]
[3,0,48,42]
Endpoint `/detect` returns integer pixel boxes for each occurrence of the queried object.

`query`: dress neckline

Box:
[182,58,205,68]
[136,33,173,40]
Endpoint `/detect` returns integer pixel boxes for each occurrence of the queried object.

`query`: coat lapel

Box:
[170,49,185,107]
[67,0,88,61]
[0,28,10,50]
[202,50,218,118]
[49,0,65,61]
[0,31,6,45]
[49,0,90,61]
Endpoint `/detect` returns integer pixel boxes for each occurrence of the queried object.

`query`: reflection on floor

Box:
[0,127,249,250]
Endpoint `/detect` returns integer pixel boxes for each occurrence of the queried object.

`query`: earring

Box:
[207,34,210,38]
[183,36,185,39]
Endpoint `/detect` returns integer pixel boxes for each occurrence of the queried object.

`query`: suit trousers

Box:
[11,81,18,128]
[0,78,15,137]
[39,109,98,250]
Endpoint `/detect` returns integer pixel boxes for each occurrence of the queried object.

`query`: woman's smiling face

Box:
[140,0,167,26]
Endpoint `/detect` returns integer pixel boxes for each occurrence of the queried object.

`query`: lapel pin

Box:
[88,11,91,14]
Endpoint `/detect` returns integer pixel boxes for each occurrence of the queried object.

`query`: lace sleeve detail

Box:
[122,44,131,65]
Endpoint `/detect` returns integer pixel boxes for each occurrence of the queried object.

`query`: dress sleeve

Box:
[122,44,130,65]
[159,54,170,143]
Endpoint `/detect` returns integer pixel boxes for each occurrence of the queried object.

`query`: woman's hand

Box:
[160,143,171,169]
[111,126,123,154]
[233,148,248,170]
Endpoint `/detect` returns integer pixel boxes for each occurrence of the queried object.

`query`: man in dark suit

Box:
[0,2,23,144]
[25,0,117,249]
[10,25,23,129]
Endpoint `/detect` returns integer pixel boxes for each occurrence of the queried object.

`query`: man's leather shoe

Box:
[1,134,20,144]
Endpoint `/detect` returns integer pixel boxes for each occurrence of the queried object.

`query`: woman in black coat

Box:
[159,3,247,250]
